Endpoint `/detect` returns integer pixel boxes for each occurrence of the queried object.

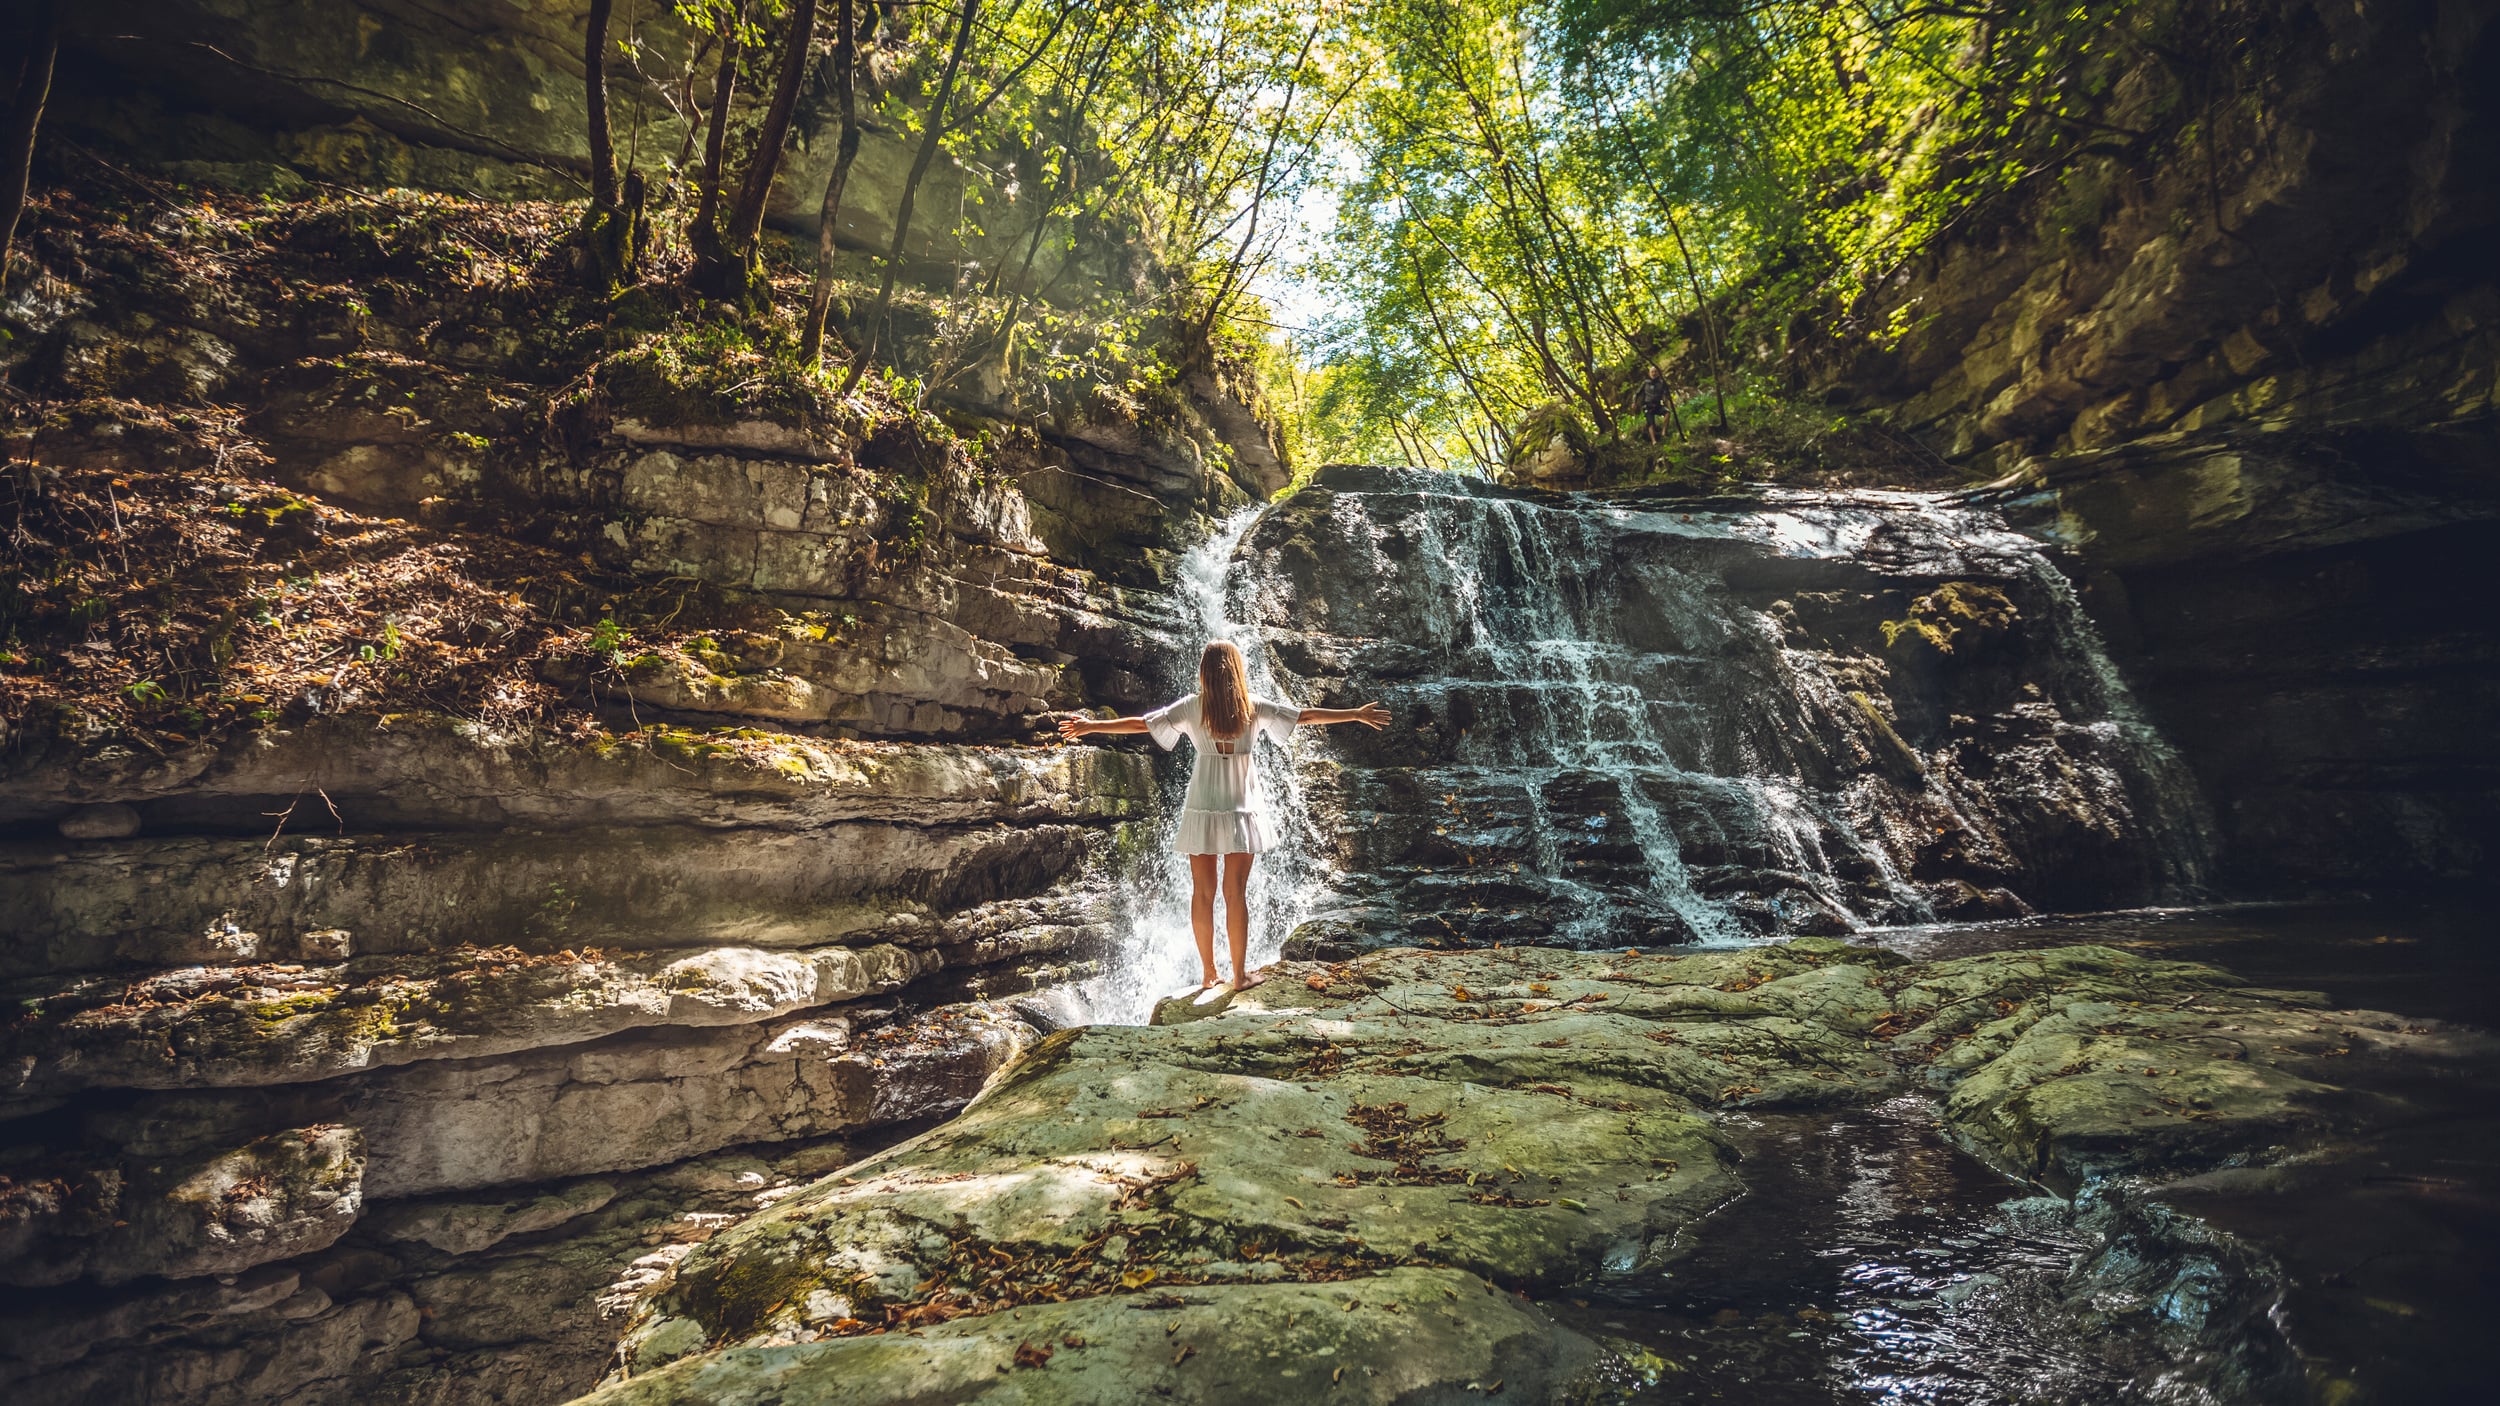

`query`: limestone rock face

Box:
[2,1125,365,1288]
[0,159,1280,1406]
[1787,0,2500,887]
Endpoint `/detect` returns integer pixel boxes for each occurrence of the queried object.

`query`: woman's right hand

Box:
[1056,714,1092,742]
[1349,701,1391,729]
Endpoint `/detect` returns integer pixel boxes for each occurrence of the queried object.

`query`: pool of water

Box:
[1551,1095,2187,1404]
[1547,901,2499,1405]
[1860,899,2500,1026]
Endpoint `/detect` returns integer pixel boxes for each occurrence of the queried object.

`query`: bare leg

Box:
[1222,852,1257,989]
[1188,854,1220,988]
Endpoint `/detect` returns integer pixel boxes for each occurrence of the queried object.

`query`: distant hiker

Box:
[1634,364,1678,445]
[1059,641,1389,991]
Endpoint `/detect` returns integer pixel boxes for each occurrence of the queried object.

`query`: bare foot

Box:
[1199,974,1224,991]
[1231,967,1274,992]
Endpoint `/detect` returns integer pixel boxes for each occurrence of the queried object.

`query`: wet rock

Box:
[582,1268,1594,1406]
[566,938,2490,1405]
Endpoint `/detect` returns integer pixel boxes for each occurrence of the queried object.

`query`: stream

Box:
[1546,899,2500,1405]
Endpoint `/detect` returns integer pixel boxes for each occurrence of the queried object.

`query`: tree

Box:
[691,0,820,303]
[840,0,1079,392]
[798,0,863,362]
[1,0,58,288]
[579,0,649,289]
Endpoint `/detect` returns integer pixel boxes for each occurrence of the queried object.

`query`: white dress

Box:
[1144,692,1300,855]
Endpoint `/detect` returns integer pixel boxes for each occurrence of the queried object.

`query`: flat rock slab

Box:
[572,939,2495,1404]
[584,1267,1590,1405]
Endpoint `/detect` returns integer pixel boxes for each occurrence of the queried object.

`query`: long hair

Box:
[1198,641,1252,741]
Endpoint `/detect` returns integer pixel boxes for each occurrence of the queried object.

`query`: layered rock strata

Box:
[1800,0,2500,886]
[0,182,1278,1403]
[576,939,2493,1404]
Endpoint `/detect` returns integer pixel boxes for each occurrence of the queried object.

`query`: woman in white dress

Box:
[1058,641,1389,990]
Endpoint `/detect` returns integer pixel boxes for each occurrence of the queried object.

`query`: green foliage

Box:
[1297,0,2207,475]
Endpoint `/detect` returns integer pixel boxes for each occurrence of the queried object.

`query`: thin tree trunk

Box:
[722,0,819,256]
[841,0,981,394]
[1660,198,1730,432]
[1602,84,1730,430]
[1,2,59,286]
[928,13,1116,396]
[586,0,618,207]
[691,2,746,242]
[800,0,860,363]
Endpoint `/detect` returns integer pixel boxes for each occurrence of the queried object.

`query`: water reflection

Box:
[1557,900,2498,1404]
[1553,1095,2177,1405]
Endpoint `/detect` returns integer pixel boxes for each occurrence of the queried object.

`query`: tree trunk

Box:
[1,2,59,288]
[689,2,746,260]
[719,0,819,253]
[841,0,981,394]
[800,0,861,363]
[585,0,617,208]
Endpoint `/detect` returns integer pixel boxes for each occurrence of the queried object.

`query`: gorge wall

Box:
[1799,0,2500,889]
[0,148,1271,1406]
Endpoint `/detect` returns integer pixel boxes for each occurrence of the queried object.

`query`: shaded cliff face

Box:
[1797,0,2500,888]
[0,177,1271,1403]
[1230,467,2210,954]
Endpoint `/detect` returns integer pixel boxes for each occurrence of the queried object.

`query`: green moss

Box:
[1880,581,2019,656]
[680,1231,829,1342]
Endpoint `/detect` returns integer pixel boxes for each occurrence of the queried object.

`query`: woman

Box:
[1058,641,1389,991]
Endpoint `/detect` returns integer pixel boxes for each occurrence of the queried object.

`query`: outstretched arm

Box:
[1058,714,1152,741]
[1297,702,1392,729]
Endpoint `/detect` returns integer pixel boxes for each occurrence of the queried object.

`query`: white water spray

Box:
[1072,506,1331,1024]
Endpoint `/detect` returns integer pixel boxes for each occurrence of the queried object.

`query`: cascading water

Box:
[1071,465,2214,1014]
[1230,466,2214,952]
[1076,505,1332,1022]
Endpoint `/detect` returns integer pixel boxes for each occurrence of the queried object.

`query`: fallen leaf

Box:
[1172,1343,1196,1365]
[1013,1341,1053,1369]
[1119,1266,1158,1289]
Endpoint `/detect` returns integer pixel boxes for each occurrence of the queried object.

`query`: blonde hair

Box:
[1199,641,1252,741]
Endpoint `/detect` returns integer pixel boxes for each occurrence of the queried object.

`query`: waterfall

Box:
[1062,467,2217,1017]
[1226,467,2215,952]
[1076,505,1332,1023]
